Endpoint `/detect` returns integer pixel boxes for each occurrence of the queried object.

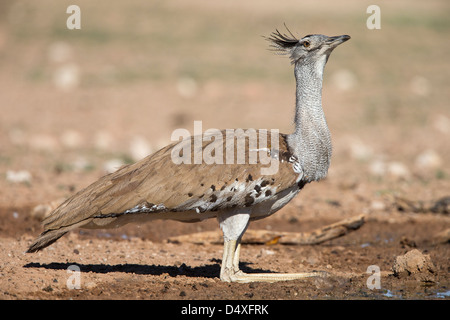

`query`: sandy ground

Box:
[0,0,449,301]
[1,198,449,300]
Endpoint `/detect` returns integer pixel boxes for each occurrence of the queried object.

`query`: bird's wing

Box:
[42,130,300,231]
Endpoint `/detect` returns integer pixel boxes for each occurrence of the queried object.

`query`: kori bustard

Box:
[27,29,350,283]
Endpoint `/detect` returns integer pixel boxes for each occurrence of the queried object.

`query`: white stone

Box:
[29,134,59,151]
[369,159,386,176]
[61,130,83,148]
[53,63,80,91]
[94,131,114,150]
[415,149,443,170]
[6,170,32,183]
[129,136,152,161]
[387,161,410,179]
[103,159,126,173]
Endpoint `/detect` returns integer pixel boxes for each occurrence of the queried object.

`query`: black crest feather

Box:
[265,25,298,53]
[265,25,300,64]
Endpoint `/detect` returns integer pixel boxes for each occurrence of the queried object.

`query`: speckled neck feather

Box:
[287,56,332,182]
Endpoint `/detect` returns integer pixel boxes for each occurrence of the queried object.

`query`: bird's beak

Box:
[326,35,351,48]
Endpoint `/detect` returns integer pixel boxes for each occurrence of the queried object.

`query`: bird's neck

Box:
[287,60,332,182]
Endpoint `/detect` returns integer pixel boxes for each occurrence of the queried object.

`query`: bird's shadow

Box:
[23,259,270,279]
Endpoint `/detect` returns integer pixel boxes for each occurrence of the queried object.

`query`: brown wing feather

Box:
[42,130,299,232]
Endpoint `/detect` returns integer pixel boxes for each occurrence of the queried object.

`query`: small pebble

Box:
[6,170,32,184]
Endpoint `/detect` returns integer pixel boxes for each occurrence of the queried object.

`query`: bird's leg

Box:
[218,210,250,281]
[220,239,239,282]
[220,237,323,283]
[218,209,325,283]
[232,241,241,272]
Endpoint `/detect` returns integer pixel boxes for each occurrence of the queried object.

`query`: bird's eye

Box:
[303,41,310,48]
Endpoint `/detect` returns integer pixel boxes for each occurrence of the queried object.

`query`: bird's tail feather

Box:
[26,229,68,253]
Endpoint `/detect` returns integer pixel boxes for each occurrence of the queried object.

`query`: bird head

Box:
[266,27,350,67]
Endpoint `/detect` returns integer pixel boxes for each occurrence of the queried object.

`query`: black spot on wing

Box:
[297,180,307,189]
[244,193,255,207]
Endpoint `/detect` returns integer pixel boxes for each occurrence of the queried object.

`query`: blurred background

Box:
[0,0,449,210]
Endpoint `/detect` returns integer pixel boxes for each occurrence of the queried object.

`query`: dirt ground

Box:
[0,1,449,301]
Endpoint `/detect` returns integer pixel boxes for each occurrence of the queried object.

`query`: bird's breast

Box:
[248,184,302,221]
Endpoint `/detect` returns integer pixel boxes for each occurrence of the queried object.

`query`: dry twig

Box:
[167,214,366,245]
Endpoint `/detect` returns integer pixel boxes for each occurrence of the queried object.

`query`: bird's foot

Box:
[220,268,327,283]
